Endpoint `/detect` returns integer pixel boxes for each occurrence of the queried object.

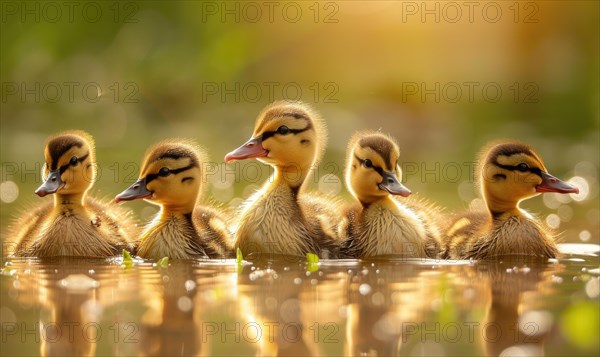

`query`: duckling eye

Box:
[517,163,529,172]
[69,156,78,166]
[277,125,290,135]
[363,159,373,168]
[158,167,170,177]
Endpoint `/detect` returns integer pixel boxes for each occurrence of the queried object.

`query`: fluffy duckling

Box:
[224,101,339,258]
[6,131,136,257]
[443,141,579,259]
[339,132,441,258]
[115,140,232,259]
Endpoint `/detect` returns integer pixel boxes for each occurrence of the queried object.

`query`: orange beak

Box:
[536,172,579,194]
[224,137,268,163]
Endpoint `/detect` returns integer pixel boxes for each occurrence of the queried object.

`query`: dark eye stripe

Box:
[355,155,385,177]
[261,125,311,141]
[58,152,89,175]
[495,162,542,177]
[146,163,195,184]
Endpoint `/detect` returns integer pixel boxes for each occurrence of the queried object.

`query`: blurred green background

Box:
[1,1,598,244]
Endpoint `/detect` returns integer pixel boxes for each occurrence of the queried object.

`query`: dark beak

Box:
[35,170,64,197]
[536,172,579,194]
[378,171,412,197]
[224,136,269,163]
[115,179,153,203]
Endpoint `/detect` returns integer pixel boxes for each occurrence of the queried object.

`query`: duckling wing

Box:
[399,195,446,258]
[298,192,342,258]
[192,205,234,258]
[338,203,364,258]
[85,197,139,253]
[442,210,491,259]
[4,201,53,257]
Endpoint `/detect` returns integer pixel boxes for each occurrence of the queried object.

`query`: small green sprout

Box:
[122,250,133,268]
[157,257,169,268]
[307,252,319,272]
[236,248,243,273]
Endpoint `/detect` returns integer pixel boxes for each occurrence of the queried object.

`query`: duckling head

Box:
[479,141,579,214]
[224,101,326,187]
[346,131,411,205]
[115,140,207,214]
[35,130,96,199]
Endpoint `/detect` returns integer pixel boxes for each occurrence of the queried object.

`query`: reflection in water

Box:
[139,262,200,356]
[1,249,598,356]
[476,258,562,356]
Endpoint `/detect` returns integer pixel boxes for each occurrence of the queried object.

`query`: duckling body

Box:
[136,207,229,260]
[339,132,441,258]
[6,131,136,258]
[116,140,231,260]
[443,141,578,259]
[225,101,339,258]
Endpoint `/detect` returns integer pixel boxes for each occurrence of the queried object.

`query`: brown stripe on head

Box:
[475,139,547,188]
[254,100,312,134]
[141,139,209,195]
[254,100,328,165]
[144,140,204,169]
[357,134,398,171]
[45,130,95,170]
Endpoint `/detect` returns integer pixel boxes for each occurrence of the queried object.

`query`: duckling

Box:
[339,132,441,258]
[5,131,136,258]
[224,100,339,258]
[443,141,579,259]
[115,140,232,259]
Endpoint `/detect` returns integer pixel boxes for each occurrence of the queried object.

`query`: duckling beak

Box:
[115,179,153,203]
[35,170,65,197]
[224,136,269,163]
[536,172,579,194]
[378,171,412,197]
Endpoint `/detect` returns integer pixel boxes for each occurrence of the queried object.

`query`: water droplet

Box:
[585,278,599,298]
[177,296,193,312]
[184,280,196,291]
[359,284,372,295]
[579,230,591,242]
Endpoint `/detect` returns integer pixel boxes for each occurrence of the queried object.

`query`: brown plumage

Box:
[339,131,441,258]
[5,131,137,258]
[116,140,232,259]
[224,101,339,258]
[443,140,579,259]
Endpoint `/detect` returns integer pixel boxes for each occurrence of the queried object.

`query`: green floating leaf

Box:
[307,253,319,272]
[157,257,169,268]
[236,248,243,264]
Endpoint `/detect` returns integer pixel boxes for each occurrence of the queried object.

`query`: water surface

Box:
[1,245,599,356]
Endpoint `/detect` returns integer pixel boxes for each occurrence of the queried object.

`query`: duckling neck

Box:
[159,206,193,220]
[364,196,398,211]
[274,165,310,190]
[483,192,522,219]
[54,193,85,210]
